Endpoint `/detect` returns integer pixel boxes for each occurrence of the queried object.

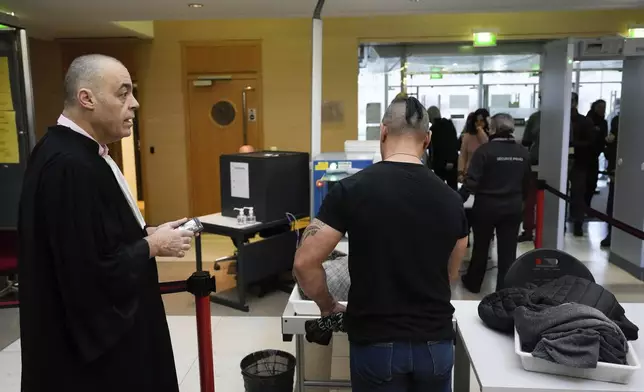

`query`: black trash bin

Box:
[240,349,296,392]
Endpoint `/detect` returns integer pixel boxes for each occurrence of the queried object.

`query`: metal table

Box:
[281,289,459,391]
[453,300,644,392]
[282,302,353,391]
[197,213,302,312]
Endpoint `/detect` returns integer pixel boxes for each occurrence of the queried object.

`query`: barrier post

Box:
[535,179,546,249]
[188,238,217,392]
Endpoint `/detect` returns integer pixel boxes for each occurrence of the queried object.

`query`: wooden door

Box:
[107,141,123,170]
[187,77,260,216]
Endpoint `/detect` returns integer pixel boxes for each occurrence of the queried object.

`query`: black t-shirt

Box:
[316,161,468,344]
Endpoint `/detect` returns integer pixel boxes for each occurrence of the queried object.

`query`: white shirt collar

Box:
[57,114,109,157]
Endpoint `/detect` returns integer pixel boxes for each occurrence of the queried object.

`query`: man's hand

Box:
[146,225,194,258]
[321,301,346,317]
[146,217,189,235]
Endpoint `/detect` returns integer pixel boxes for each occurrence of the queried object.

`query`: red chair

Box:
[0,230,18,298]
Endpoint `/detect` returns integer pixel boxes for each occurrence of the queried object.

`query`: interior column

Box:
[609,55,644,280]
[538,39,575,249]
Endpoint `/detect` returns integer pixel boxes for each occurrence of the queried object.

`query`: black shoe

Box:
[461,275,481,294]
[601,237,611,248]
[518,231,534,243]
[573,222,584,237]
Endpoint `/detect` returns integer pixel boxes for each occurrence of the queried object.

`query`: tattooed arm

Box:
[293,218,344,315]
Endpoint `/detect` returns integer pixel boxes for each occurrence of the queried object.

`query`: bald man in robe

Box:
[18,54,194,392]
[239,144,255,153]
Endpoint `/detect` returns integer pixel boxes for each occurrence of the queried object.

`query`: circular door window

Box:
[211,101,236,127]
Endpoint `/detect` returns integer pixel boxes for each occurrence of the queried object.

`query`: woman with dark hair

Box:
[458,109,490,182]
[471,108,491,135]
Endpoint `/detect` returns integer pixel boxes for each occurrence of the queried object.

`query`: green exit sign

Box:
[473,31,497,47]
[430,67,443,79]
[628,28,644,38]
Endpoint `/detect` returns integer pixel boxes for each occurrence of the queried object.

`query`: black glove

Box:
[304,312,346,346]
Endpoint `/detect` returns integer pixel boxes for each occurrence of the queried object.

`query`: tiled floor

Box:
[0,316,296,392]
[1,220,643,391]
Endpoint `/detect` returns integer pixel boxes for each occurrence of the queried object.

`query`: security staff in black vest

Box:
[459,113,532,293]
[568,92,596,237]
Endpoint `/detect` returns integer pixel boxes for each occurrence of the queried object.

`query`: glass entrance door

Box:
[416,84,479,132]
[485,82,539,140]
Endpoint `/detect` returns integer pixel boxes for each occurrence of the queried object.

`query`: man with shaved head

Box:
[18,54,193,392]
[294,96,468,391]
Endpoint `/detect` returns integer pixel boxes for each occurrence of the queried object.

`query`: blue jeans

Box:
[350,341,453,392]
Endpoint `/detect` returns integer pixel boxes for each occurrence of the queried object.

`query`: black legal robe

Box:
[18,126,179,392]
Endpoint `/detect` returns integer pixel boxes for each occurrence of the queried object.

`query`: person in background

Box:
[458,108,490,182]
[601,113,619,248]
[294,96,468,392]
[18,54,194,392]
[427,106,459,190]
[239,145,255,153]
[457,112,475,152]
[569,92,596,237]
[518,107,541,242]
[459,113,531,293]
[586,99,608,208]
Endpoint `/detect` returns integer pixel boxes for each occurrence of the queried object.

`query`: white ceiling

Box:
[2,0,644,38]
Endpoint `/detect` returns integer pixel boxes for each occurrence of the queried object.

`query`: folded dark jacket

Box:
[515,303,628,368]
[304,312,346,346]
[528,276,639,341]
[478,287,532,333]
[478,275,639,341]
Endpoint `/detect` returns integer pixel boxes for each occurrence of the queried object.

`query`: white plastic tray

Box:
[288,284,348,316]
[514,329,641,384]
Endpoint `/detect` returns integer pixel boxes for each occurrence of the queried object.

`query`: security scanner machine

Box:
[220,151,309,222]
[312,140,381,215]
[0,14,36,304]
[195,151,310,312]
[539,35,644,269]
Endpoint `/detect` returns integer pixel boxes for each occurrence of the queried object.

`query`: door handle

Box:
[241,86,255,145]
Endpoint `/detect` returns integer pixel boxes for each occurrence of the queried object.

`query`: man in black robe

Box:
[18,54,195,392]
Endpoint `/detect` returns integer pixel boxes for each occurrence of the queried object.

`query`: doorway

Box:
[116,85,145,214]
[132,86,144,201]
[357,45,545,140]
[187,76,261,216]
